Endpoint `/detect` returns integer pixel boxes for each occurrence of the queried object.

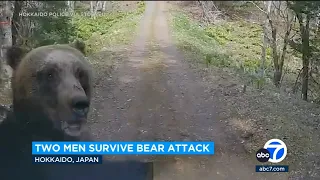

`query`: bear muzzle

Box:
[71,96,90,118]
[62,95,90,137]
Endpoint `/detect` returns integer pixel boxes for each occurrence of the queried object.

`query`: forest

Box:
[170,1,320,178]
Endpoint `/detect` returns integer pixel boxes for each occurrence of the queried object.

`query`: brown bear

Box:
[0,41,152,180]
[3,40,92,140]
[0,40,93,178]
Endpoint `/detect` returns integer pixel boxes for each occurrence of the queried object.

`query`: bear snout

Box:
[71,95,90,119]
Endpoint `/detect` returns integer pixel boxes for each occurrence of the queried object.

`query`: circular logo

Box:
[256,148,270,162]
[264,139,287,163]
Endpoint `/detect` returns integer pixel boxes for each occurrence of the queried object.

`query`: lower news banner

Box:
[32,141,214,164]
[32,155,103,164]
[256,165,289,172]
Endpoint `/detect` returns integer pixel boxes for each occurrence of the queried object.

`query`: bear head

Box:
[6,40,93,140]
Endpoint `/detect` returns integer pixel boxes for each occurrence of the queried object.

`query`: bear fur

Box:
[0,40,93,179]
[6,40,92,140]
[0,41,152,180]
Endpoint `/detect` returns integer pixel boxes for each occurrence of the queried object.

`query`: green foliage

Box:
[72,12,128,41]
[27,1,76,46]
[71,2,146,54]
[24,1,146,54]
[204,21,263,58]
[171,13,231,68]
[171,11,273,79]
[203,21,275,75]
[242,58,260,73]
[250,74,266,89]
[136,1,146,14]
[205,26,230,45]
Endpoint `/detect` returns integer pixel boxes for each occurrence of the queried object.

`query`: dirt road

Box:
[89,1,288,180]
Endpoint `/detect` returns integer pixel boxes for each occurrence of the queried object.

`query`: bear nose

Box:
[71,96,89,117]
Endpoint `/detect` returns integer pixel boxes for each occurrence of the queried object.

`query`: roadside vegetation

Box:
[168,1,320,178]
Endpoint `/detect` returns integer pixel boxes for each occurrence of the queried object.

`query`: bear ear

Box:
[69,39,86,55]
[5,46,30,70]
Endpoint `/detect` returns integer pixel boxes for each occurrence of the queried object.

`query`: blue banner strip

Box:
[32,142,214,155]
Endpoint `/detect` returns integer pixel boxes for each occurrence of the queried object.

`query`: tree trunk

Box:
[102,1,106,12]
[12,1,22,46]
[259,1,272,89]
[298,13,311,101]
[0,2,12,49]
[259,24,267,89]
[274,70,282,87]
[278,22,291,80]
[67,1,75,13]
[0,1,13,80]
[90,1,94,14]
[92,1,101,18]
[269,19,281,87]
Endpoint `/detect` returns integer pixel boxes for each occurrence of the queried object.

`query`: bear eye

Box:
[76,69,85,80]
[46,69,56,81]
[47,73,53,80]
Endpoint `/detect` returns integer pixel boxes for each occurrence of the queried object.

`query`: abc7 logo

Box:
[256,148,270,163]
[257,139,287,163]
